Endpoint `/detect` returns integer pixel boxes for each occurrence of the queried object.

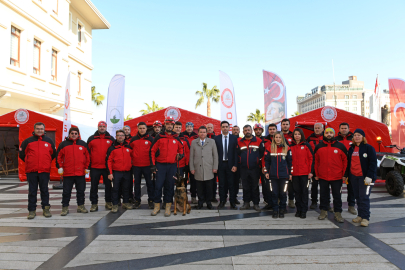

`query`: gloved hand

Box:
[58,168,64,175]
[151,165,157,174]
[364,177,372,185]
[85,169,90,174]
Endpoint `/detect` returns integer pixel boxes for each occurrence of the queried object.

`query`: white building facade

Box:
[296,76,390,120]
[0,0,110,121]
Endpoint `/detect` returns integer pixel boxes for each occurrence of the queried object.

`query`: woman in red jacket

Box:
[56,127,90,216]
[290,128,314,219]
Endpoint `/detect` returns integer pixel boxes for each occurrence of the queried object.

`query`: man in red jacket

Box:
[281,119,294,208]
[307,122,324,209]
[106,130,133,213]
[151,121,162,138]
[123,125,132,144]
[314,127,348,223]
[130,122,154,209]
[150,117,184,217]
[174,121,190,186]
[19,122,56,219]
[180,122,198,203]
[335,122,356,215]
[87,121,114,212]
[207,123,218,202]
[56,127,90,216]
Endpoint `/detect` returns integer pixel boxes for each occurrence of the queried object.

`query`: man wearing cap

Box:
[87,121,114,212]
[307,123,324,209]
[207,123,218,202]
[181,122,198,203]
[335,122,357,216]
[151,121,162,138]
[314,127,347,223]
[150,116,184,217]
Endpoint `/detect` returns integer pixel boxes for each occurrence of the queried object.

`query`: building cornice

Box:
[68,53,94,70]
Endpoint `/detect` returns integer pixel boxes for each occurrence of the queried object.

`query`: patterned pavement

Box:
[0,177,404,270]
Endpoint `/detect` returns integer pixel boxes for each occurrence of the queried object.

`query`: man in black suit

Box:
[214,121,238,209]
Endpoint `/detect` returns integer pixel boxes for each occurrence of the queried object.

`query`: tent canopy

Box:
[124,107,222,135]
[289,107,392,152]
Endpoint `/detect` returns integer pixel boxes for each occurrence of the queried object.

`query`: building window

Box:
[10,26,21,67]
[353,107,357,111]
[52,0,58,14]
[345,101,349,105]
[353,95,357,99]
[78,24,82,44]
[51,49,57,81]
[345,95,349,99]
[352,101,357,105]
[78,72,82,96]
[345,107,349,111]
[33,39,41,75]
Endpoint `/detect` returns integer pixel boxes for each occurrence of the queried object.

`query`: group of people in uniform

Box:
[19,116,377,227]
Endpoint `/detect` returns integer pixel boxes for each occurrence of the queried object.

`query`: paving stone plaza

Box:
[0,177,404,270]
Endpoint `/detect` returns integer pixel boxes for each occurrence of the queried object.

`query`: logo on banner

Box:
[109,108,121,124]
[14,109,29,124]
[321,106,337,122]
[164,107,181,121]
[221,88,234,109]
[65,89,70,109]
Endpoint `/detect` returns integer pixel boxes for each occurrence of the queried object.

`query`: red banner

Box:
[263,70,287,134]
[389,78,405,147]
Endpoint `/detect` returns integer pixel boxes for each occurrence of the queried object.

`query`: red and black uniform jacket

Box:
[180,131,198,146]
[56,137,90,177]
[151,132,159,138]
[307,132,323,151]
[19,134,56,173]
[106,140,132,174]
[207,131,216,139]
[125,134,132,144]
[87,131,114,169]
[178,135,190,168]
[264,144,292,179]
[335,131,354,151]
[261,134,274,167]
[314,138,348,181]
[129,133,153,167]
[237,136,264,170]
[283,131,294,146]
[150,131,184,165]
[290,141,314,176]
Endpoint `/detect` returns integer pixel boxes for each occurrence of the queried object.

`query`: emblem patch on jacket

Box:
[334,150,338,153]
[127,149,129,152]
[145,141,148,144]
[79,147,83,150]
[173,140,176,143]
[107,141,111,144]
[301,146,304,149]
[44,143,48,147]
[363,153,367,158]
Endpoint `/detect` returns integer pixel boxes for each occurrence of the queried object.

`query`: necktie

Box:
[224,136,228,160]
[201,141,204,146]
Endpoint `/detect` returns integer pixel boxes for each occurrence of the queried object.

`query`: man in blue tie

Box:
[214,121,238,209]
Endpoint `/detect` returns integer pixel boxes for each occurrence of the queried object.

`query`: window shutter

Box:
[10,34,18,60]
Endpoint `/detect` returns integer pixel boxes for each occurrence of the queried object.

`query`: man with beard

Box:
[261,123,278,210]
[150,117,184,217]
[87,121,114,212]
[335,122,356,215]
[314,128,347,223]
[151,121,162,138]
[123,125,132,144]
[254,123,265,140]
[181,122,198,203]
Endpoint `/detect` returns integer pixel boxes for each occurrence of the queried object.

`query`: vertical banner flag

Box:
[62,72,71,140]
[374,75,381,121]
[219,71,237,129]
[263,70,287,135]
[389,78,405,147]
[106,74,125,135]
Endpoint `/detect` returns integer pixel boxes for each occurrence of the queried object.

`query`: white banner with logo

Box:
[219,71,237,129]
[106,74,125,135]
[62,72,71,140]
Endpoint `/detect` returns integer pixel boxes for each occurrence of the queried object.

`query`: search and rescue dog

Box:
[173,172,191,216]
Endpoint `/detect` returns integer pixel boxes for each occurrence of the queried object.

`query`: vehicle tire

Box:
[385,171,405,196]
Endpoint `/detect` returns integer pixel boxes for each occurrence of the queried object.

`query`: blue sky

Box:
[90,0,405,127]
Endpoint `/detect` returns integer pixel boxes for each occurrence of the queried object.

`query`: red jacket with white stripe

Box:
[19,134,56,173]
[314,138,348,181]
[236,136,264,169]
[106,140,132,174]
[150,131,184,165]
[56,137,90,176]
[289,141,314,176]
[87,131,114,169]
[129,133,154,167]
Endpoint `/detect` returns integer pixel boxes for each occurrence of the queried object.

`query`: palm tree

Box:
[139,101,164,115]
[124,114,133,121]
[247,109,265,123]
[91,86,105,106]
[291,111,300,117]
[195,82,220,117]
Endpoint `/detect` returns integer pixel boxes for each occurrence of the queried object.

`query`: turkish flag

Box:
[389,78,405,147]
